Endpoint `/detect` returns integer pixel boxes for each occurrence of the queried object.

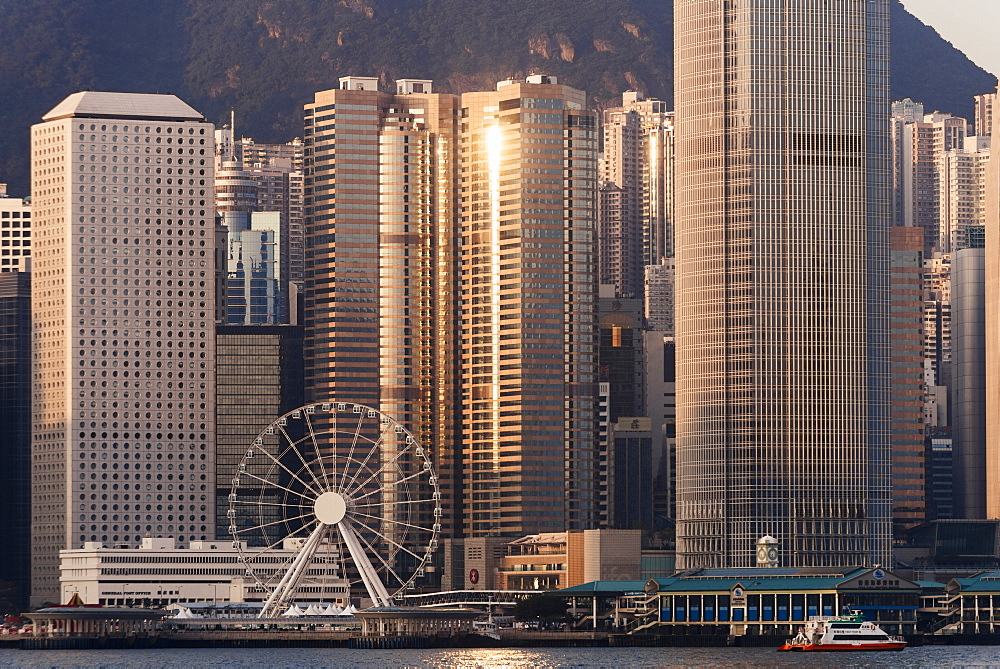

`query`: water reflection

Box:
[0,645,994,668]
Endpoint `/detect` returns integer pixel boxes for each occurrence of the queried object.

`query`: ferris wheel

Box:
[227,402,442,617]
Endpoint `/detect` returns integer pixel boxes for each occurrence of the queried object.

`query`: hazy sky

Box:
[901,0,1000,77]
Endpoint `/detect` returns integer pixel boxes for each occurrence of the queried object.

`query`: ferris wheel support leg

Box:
[339,519,392,607]
[258,523,327,618]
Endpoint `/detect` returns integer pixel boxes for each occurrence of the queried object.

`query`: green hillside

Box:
[0,0,994,195]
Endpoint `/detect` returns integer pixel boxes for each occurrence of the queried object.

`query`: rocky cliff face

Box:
[0,0,994,194]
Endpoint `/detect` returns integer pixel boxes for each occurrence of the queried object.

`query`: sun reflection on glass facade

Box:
[460,77,599,538]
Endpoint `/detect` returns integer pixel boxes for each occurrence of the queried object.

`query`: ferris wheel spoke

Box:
[350,468,427,503]
[243,517,321,562]
[276,423,326,495]
[245,442,321,500]
[347,442,419,497]
[339,416,392,494]
[235,511,316,536]
[352,510,434,535]
[351,515,426,563]
[302,410,335,492]
[353,497,438,509]
[338,411,369,493]
[348,520,409,588]
[237,470,316,504]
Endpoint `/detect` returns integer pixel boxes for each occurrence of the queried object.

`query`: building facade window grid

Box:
[673,1,892,568]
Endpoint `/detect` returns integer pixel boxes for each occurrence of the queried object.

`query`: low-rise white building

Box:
[59,536,348,607]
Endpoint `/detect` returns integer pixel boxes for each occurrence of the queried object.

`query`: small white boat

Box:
[778,612,906,652]
[473,613,501,641]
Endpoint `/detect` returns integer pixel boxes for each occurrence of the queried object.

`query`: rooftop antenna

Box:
[231,109,236,163]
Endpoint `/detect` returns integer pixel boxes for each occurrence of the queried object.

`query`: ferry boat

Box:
[777,612,907,652]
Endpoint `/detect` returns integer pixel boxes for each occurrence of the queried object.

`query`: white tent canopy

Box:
[281,604,305,617]
[171,607,196,619]
[304,604,324,616]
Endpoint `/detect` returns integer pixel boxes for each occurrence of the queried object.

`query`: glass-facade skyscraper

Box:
[303,76,599,544]
[303,78,463,539]
[223,211,286,325]
[215,325,304,540]
[673,1,893,568]
[0,271,32,607]
[460,76,598,536]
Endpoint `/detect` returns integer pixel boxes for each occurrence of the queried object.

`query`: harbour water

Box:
[0,646,997,668]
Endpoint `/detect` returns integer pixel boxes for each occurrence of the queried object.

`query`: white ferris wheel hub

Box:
[314,491,348,525]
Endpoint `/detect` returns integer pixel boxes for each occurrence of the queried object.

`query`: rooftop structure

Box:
[42,91,205,122]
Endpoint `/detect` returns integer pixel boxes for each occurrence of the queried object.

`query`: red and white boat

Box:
[778,612,907,652]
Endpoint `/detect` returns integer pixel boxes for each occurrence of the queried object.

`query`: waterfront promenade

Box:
[8,625,1000,650]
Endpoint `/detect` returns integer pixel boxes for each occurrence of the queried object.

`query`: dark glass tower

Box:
[215,325,304,540]
[0,272,31,608]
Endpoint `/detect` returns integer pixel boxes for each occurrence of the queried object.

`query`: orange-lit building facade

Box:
[303,77,463,536]
[890,226,927,531]
[303,76,599,545]
[673,0,893,568]
[459,77,599,538]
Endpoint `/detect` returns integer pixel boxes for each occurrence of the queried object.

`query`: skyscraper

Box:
[303,77,463,537]
[215,325,303,540]
[898,111,968,253]
[673,1,892,568]
[459,75,598,537]
[644,260,675,333]
[975,91,996,139]
[0,271,32,607]
[924,253,953,408]
[889,226,927,532]
[30,92,216,605]
[986,86,1000,519]
[952,247,987,518]
[302,75,598,547]
[940,135,991,252]
[214,133,305,288]
[224,211,287,325]
[599,92,674,299]
[239,139,304,287]
[891,99,924,228]
[597,292,645,526]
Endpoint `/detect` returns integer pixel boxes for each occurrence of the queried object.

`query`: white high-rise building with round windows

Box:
[31,92,216,606]
[673,1,893,569]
